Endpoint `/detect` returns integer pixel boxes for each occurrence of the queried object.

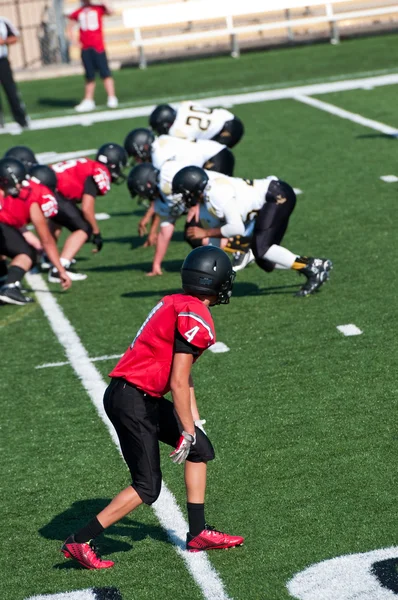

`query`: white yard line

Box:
[380,175,398,182]
[295,95,398,136]
[36,149,97,164]
[4,72,398,135]
[26,272,232,600]
[336,324,363,336]
[35,353,123,369]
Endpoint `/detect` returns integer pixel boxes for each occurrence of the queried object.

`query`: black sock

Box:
[6,266,26,285]
[0,259,8,278]
[187,503,205,537]
[74,516,105,543]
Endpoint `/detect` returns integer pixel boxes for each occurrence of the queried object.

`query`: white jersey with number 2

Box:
[169,102,234,141]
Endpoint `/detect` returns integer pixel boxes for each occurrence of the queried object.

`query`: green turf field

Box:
[1,34,398,600]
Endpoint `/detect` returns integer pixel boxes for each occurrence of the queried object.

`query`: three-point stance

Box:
[61,246,244,569]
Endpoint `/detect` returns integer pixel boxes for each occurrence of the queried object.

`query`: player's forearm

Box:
[81,195,100,234]
[171,383,196,436]
[41,236,67,274]
[204,227,223,238]
[149,213,161,236]
[189,384,200,422]
[152,223,174,268]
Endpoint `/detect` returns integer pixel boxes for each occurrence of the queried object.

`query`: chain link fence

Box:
[0,0,68,70]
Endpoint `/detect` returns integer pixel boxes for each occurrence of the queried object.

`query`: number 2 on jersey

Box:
[186,104,213,131]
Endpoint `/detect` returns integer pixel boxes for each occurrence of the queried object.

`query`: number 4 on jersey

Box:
[184,326,200,343]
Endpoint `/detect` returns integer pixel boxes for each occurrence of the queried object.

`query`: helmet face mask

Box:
[0,157,27,197]
[96,143,128,184]
[181,246,235,305]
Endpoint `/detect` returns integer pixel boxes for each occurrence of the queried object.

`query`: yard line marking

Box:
[380,175,398,183]
[295,95,398,136]
[36,149,96,164]
[26,272,232,600]
[4,73,398,134]
[35,353,123,369]
[337,324,363,336]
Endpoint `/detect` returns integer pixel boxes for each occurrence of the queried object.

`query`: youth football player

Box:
[61,246,244,569]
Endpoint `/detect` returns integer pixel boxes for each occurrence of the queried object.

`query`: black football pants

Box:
[0,222,37,262]
[251,180,297,272]
[0,58,28,127]
[103,378,215,505]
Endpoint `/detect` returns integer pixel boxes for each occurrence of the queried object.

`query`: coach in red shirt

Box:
[67,0,118,113]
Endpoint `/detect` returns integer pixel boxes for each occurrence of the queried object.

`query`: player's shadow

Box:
[121,281,299,299]
[102,231,185,248]
[38,97,78,109]
[86,259,183,274]
[40,498,171,569]
[357,133,398,140]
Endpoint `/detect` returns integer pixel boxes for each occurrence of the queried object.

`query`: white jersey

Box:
[151,135,226,170]
[169,102,234,141]
[204,172,278,238]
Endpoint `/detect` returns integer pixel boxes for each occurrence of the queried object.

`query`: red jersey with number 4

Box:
[0,178,58,229]
[52,158,111,202]
[110,293,216,397]
[68,4,107,52]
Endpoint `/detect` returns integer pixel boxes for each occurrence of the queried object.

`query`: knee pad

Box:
[255,256,275,273]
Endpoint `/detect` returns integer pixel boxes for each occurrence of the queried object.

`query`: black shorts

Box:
[0,222,37,262]
[50,194,92,237]
[81,48,111,81]
[211,117,244,148]
[104,378,215,505]
[251,179,297,272]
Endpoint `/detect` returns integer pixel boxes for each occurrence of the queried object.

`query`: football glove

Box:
[92,232,103,252]
[194,419,207,435]
[170,431,196,464]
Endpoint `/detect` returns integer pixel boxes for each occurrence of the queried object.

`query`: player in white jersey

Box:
[127,161,223,276]
[172,166,333,297]
[124,127,235,175]
[149,102,244,148]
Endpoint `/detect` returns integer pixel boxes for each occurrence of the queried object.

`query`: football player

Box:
[61,246,244,569]
[4,145,37,170]
[49,143,127,282]
[128,161,222,276]
[149,102,244,148]
[172,166,333,297]
[0,158,71,305]
[124,127,235,175]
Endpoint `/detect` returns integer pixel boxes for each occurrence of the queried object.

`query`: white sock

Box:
[274,263,291,270]
[60,257,71,269]
[262,244,297,269]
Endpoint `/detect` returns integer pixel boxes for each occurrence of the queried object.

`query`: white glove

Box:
[194,419,207,435]
[170,431,196,464]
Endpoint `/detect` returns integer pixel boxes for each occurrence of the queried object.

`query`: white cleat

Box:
[74,99,96,113]
[232,249,255,272]
[48,268,87,283]
[107,96,119,109]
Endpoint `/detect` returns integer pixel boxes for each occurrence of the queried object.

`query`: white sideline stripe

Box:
[336,324,363,336]
[380,175,398,183]
[35,353,123,369]
[26,272,232,600]
[25,590,95,600]
[36,149,96,164]
[295,95,398,136]
[3,72,398,134]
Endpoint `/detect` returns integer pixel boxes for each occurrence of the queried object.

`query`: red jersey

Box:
[52,158,111,202]
[68,4,107,52]
[0,179,58,229]
[110,294,216,397]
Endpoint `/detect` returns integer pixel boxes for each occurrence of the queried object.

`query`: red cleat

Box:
[186,524,244,552]
[61,535,114,569]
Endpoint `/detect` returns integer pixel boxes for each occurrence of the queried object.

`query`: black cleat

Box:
[295,257,333,297]
[0,283,34,305]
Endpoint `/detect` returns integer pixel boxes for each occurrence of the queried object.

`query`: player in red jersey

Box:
[67,0,118,112]
[0,158,71,305]
[61,246,244,569]
[48,143,127,283]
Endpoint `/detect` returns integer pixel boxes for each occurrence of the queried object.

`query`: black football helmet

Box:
[96,143,128,183]
[0,157,27,197]
[149,104,177,135]
[181,246,235,305]
[29,164,57,192]
[4,145,37,170]
[127,163,160,201]
[124,128,155,163]
[172,166,209,207]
